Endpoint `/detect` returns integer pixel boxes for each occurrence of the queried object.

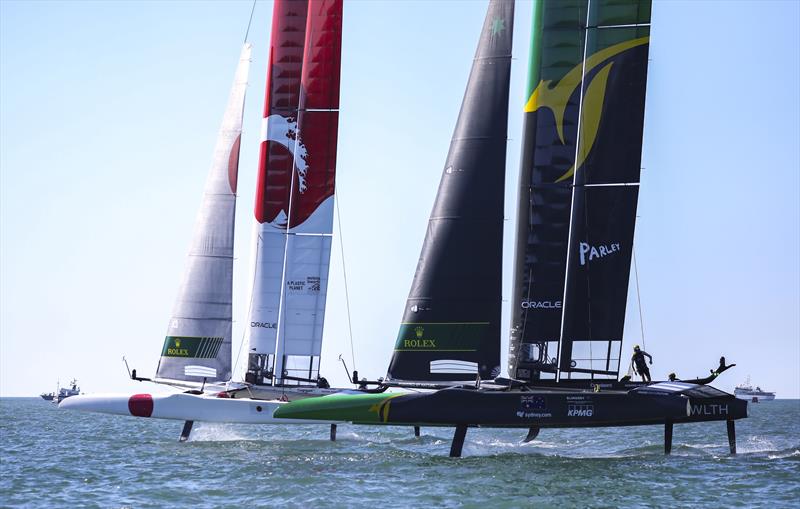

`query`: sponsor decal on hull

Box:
[691,404,729,416]
[567,403,594,417]
[516,395,551,419]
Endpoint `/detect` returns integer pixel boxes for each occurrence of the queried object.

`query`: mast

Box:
[156,43,253,384]
[245,0,342,386]
[386,0,515,383]
[508,0,651,382]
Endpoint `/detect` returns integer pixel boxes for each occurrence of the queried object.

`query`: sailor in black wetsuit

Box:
[632,345,653,382]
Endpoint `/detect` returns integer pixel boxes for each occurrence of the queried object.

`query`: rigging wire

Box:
[632,247,646,351]
[335,194,357,372]
[243,0,257,43]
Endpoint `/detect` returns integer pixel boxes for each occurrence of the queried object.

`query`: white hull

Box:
[734,391,775,402]
[59,392,337,424]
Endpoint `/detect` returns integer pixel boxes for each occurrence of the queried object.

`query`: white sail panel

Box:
[244,228,286,356]
[278,233,332,357]
[156,43,252,384]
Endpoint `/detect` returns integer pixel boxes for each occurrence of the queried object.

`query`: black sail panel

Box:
[559,186,638,375]
[387,0,514,382]
[559,1,651,378]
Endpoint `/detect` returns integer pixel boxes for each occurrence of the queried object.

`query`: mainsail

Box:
[386,0,515,382]
[508,0,651,381]
[245,0,342,385]
[156,43,253,384]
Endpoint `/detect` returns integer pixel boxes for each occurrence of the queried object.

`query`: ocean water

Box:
[1,398,798,508]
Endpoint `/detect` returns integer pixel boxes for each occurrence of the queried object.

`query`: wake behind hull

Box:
[59,392,336,425]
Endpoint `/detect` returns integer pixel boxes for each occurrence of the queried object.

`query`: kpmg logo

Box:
[579,242,621,266]
[521,300,562,310]
[567,403,594,417]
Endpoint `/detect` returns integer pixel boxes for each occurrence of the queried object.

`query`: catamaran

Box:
[61,0,363,439]
[273,0,748,457]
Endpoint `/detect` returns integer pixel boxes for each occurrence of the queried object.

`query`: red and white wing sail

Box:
[245,0,342,382]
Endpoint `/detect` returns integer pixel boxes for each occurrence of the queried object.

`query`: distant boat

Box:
[735,377,775,402]
[39,392,55,401]
[56,379,81,403]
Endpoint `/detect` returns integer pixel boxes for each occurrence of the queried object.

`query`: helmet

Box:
[633,345,640,351]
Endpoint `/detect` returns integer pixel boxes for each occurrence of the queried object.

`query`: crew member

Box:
[632,345,653,382]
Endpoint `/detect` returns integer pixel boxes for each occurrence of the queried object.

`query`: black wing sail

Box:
[509,0,651,381]
[387,0,514,383]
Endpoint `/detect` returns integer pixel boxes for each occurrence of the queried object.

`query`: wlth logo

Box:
[579,242,621,266]
[690,404,729,416]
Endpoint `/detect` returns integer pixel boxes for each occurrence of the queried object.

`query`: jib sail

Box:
[509,0,651,381]
[156,43,253,384]
[386,0,514,382]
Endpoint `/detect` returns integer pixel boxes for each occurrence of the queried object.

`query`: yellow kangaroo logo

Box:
[525,36,649,183]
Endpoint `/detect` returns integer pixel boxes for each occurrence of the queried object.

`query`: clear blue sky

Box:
[1,0,798,398]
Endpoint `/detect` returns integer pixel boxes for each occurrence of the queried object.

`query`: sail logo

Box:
[525,36,650,183]
[400,326,435,348]
[166,337,189,357]
[567,403,594,417]
[161,336,223,359]
[521,300,561,310]
[690,404,729,416]
[403,338,436,349]
[251,322,277,329]
[263,114,308,194]
[286,276,322,293]
[579,242,620,266]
